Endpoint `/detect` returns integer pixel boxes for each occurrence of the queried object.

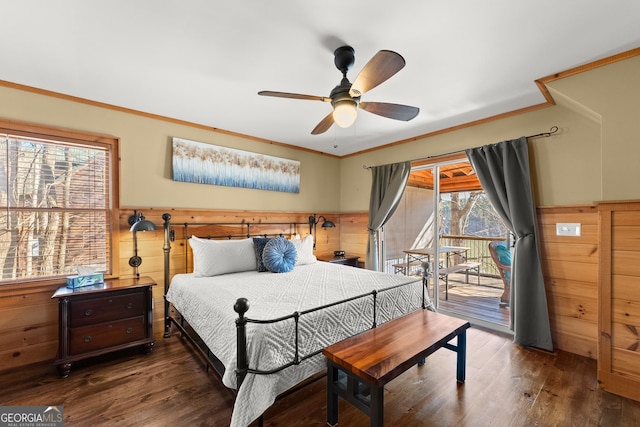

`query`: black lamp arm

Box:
[308,214,336,249]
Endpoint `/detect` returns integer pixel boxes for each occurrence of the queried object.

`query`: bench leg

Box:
[369,385,384,427]
[456,330,467,383]
[327,361,339,426]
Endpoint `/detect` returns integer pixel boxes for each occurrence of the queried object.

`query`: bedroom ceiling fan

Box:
[258,46,420,135]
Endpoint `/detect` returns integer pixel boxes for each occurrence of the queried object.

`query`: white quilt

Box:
[166,261,431,427]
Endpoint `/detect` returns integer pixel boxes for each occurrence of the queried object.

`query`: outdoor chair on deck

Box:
[488,241,511,308]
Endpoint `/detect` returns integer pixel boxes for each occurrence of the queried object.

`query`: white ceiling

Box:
[2,1,640,156]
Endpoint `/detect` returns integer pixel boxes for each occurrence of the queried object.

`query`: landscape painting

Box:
[172,137,300,193]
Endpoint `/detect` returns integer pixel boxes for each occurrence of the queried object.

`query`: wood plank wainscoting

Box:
[0,203,627,404]
[537,205,599,359]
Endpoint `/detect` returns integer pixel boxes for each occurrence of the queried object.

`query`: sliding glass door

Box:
[382,157,511,331]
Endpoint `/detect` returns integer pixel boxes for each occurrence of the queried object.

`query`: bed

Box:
[161,214,433,427]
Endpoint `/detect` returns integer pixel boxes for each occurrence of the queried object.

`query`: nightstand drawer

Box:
[69,316,145,355]
[70,292,145,327]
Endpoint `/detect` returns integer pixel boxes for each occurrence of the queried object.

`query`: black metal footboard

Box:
[233,280,432,389]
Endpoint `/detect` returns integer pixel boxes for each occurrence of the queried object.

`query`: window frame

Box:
[0,118,120,289]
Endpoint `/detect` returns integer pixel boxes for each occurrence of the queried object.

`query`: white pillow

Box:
[189,236,257,277]
[291,234,317,265]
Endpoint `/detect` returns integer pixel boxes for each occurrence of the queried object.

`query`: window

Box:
[0,120,118,284]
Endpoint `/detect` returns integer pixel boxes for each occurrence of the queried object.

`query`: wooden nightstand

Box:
[52,276,156,377]
[320,255,360,268]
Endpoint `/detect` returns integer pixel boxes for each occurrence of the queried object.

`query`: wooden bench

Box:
[438,262,481,300]
[322,309,471,427]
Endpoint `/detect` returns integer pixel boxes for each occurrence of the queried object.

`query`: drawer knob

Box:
[126,327,133,334]
[84,336,92,343]
[85,309,93,316]
[126,302,133,309]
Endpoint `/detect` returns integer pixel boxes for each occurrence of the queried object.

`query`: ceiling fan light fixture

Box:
[332,99,358,128]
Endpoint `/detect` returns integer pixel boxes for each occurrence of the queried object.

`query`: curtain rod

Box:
[526,125,559,140]
[362,126,559,169]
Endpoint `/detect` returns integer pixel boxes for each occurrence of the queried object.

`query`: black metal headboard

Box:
[161,212,309,334]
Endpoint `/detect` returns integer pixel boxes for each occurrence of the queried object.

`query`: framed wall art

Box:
[172,137,300,193]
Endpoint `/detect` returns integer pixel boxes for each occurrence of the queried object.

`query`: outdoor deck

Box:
[424,272,510,327]
[387,234,511,328]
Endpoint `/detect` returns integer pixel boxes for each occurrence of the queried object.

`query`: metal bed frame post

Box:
[163,213,172,338]
[237,299,263,427]
[234,298,249,388]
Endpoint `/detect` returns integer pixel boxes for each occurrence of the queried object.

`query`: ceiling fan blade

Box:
[359,102,419,121]
[258,91,330,102]
[349,50,406,98]
[311,112,335,135]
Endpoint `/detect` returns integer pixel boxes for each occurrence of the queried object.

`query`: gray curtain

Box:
[466,137,553,351]
[366,161,412,271]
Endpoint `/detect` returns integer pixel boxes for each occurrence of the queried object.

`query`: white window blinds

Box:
[0,133,113,282]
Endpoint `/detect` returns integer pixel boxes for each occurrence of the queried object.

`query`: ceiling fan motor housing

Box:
[330,77,358,106]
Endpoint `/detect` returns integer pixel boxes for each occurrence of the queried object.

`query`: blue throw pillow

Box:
[262,237,297,273]
[253,237,272,272]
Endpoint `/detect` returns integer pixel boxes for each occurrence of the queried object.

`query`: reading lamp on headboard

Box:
[128,210,157,277]
[308,214,335,249]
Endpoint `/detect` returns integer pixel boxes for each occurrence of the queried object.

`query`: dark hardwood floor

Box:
[2,327,639,426]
